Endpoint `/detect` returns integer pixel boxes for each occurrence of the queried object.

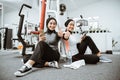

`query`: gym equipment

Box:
[59,3,66,15]
[0,27,12,50]
[0,27,6,50]
[18,4,35,56]
[76,15,88,34]
[0,27,4,49]
[40,0,46,30]
[30,0,46,34]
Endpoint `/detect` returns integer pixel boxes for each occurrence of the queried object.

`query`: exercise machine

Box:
[18,4,35,56]
[0,27,12,50]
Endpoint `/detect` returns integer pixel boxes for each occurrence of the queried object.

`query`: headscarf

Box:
[64,19,73,27]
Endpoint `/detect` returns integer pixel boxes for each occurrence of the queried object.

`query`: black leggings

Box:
[23,41,60,68]
[72,36,99,64]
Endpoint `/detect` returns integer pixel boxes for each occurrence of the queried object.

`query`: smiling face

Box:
[66,21,75,32]
[47,19,57,31]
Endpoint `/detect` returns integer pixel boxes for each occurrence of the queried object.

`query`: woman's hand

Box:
[58,29,64,37]
[39,33,46,41]
[63,31,71,39]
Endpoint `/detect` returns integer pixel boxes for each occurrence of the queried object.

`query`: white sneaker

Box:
[14,65,32,77]
[99,56,112,63]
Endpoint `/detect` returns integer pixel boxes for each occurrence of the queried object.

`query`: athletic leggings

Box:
[72,36,100,64]
[23,41,60,68]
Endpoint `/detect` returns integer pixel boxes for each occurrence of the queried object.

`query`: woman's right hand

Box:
[39,33,46,41]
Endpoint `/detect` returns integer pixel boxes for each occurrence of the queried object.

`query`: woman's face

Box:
[66,21,74,32]
[47,19,57,31]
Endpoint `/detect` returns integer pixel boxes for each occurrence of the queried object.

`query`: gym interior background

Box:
[0,0,120,80]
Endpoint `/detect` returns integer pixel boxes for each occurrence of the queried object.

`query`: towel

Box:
[63,59,85,69]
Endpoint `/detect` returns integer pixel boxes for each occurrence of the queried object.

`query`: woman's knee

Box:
[38,41,46,45]
[85,36,91,40]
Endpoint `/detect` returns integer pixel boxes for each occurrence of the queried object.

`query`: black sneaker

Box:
[14,65,32,77]
[48,61,60,69]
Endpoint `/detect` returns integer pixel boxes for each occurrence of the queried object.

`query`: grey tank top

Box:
[44,30,60,50]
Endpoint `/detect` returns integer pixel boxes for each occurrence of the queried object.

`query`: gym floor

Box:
[0,50,120,80]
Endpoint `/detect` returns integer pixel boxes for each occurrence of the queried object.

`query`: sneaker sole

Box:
[14,69,32,77]
[100,60,112,63]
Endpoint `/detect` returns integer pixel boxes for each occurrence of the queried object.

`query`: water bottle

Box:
[67,50,72,64]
